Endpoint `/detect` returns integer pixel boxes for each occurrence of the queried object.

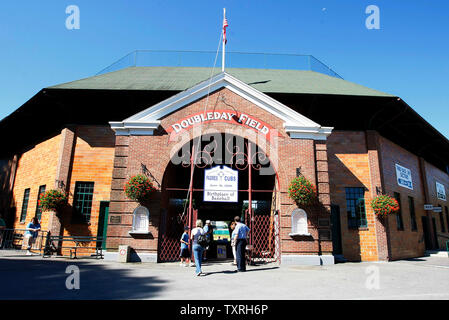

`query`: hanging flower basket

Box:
[124,174,157,203]
[39,189,68,212]
[288,176,317,206]
[371,195,399,217]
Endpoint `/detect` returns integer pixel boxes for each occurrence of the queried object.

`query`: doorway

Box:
[432,217,439,249]
[331,205,343,255]
[158,133,280,263]
[97,201,109,250]
[422,216,432,250]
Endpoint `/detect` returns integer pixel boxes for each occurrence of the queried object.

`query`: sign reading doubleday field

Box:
[166,109,281,142]
[204,165,238,202]
[436,181,446,201]
[395,164,413,190]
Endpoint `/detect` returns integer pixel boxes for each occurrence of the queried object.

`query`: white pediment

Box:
[110,72,333,140]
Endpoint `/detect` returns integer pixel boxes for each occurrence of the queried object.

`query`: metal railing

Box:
[0,228,48,254]
[446,240,449,258]
[96,50,343,79]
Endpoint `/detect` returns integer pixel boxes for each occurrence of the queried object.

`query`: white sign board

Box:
[424,204,433,210]
[433,206,443,213]
[395,164,413,190]
[436,182,446,201]
[204,166,238,202]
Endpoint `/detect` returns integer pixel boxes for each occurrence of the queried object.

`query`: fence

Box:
[0,229,48,254]
[96,50,343,79]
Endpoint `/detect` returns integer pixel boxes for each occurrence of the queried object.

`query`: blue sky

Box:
[1,1,448,137]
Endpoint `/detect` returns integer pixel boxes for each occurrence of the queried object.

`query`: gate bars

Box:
[158,137,281,264]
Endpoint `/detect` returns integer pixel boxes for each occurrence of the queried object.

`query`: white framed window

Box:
[289,208,310,236]
[130,206,150,234]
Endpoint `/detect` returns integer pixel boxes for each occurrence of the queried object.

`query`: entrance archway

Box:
[157,133,280,263]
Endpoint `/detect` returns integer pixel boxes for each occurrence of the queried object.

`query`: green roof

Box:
[48,66,394,97]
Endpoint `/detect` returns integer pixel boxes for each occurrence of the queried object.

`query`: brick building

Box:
[1,56,448,265]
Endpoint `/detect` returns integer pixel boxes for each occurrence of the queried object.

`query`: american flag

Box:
[223,16,229,44]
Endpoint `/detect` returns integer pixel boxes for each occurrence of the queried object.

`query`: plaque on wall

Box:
[109,215,122,224]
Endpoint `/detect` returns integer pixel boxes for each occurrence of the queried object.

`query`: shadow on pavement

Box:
[0,257,167,300]
[403,257,428,262]
[202,266,279,276]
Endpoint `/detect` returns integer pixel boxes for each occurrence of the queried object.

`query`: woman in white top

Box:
[191,219,205,276]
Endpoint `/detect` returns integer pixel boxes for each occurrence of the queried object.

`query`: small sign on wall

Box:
[436,181,446,201]
[109,216,122,224]
[395,164,413,190]
[424,204,433,210]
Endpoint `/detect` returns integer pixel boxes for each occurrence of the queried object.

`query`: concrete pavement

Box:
[0,251,448,300]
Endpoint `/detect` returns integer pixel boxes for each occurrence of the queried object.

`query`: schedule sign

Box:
[204,166,238,202]
[395,164,413,190]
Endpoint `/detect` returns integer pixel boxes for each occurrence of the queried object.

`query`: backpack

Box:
[196,229,209,247]
[198,234,209,247]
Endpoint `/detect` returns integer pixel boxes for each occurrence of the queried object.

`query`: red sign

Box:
[166,109,279,141]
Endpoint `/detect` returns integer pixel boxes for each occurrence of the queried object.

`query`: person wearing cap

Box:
[180,226,193,267]
[202,220,213,261]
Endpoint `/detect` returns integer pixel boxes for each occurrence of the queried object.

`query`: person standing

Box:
[179,226,193,267]
[202,220,213,261]
[23,217,41,255]
[191,219,206,276]
[233,215,250,272]
[229,221,237,265]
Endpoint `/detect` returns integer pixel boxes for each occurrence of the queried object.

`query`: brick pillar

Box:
[314,140,332,254]
[366,130,391,261]
[107,135,130,250]
[418,157,437,249]
[48,127,76,237]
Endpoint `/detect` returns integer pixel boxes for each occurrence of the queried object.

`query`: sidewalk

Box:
[0,251,448,300]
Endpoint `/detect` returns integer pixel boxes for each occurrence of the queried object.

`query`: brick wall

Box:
[422,160,449,249]
[11,134,62,230]
[63,125,115,241]
[108,87,332,257]
[328,130,449,261]
[327,131,379,261]
[378,135,426,259]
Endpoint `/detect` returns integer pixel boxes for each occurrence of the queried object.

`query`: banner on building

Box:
[204,165,238,202]
[395,164,413,190]
[436,181,446,201]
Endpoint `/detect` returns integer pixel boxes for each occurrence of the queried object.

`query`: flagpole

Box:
[222,8,226,72]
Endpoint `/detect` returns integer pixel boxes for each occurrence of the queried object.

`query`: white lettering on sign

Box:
[167,109,273,141]
[204,166,238,202]
[395,164,413,190]
[436,181,446,201]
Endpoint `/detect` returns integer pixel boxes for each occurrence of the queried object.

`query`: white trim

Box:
[109,72,333,140]
[288,232,311,237]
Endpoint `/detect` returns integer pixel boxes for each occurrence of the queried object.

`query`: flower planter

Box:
[371,195,399,218]
[124,174,157,204]
[39,190,68,215]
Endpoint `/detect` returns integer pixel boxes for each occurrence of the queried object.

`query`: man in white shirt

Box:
[233,216,250,272]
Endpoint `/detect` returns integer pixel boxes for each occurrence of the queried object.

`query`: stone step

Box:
[425,250,449,258]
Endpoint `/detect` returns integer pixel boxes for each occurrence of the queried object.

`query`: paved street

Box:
[0,251,448,300]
